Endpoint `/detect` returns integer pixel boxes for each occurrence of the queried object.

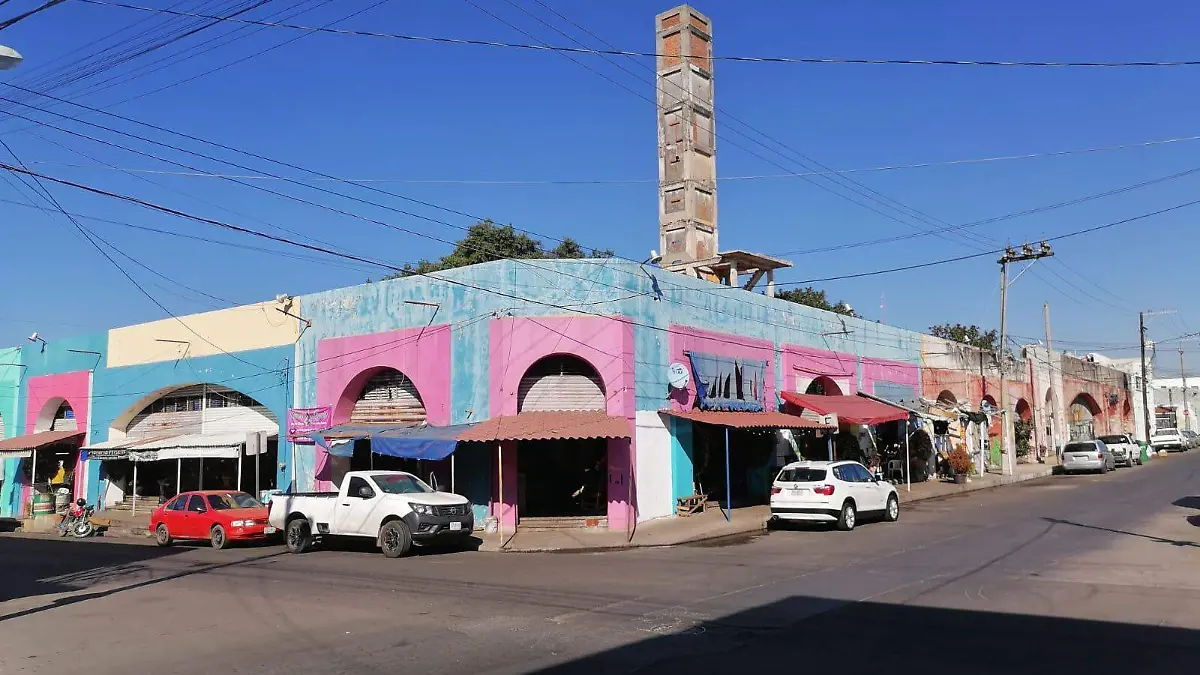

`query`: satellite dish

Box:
[667,362,690,390]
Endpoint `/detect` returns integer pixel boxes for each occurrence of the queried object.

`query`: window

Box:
[1064,442,1096,454]
[1098,435,1127,445]
[167,495,187,511]
[777,468,826,483]
[832,466,849,482]
[207,492,261,510]
[850,464,874,482]
[347,476,373,498]
[187,496,208,512]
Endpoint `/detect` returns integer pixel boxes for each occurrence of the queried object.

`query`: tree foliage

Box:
[775,286,856,316]
[929,323,998,351]
[382,219,614,279]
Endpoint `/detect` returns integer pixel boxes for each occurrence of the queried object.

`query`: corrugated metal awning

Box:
[456,410,631,443]
[0,430,84,452]
[660,409,835,430]
[781,392,909,426]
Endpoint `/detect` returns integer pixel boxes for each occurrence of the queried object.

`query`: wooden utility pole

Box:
[998,243,1054,475]
[1181,349,1190,432]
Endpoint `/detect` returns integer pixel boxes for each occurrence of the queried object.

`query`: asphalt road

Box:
[2,453,1199,675]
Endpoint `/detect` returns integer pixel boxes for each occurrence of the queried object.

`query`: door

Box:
[332,476,380,536]
[159,494,189,535]
[849,463,884,512]
[181,495,211,538]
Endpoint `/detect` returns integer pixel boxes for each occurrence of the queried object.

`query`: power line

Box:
[76,1,1200,69]
[0,0,66,32]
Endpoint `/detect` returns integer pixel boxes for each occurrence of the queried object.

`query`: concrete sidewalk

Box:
[480,462,1056,553]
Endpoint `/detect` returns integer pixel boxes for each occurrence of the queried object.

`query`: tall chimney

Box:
[656,5,716,267]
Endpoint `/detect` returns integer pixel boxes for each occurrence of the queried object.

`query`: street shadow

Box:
[1172,496,1200,510]
[1042,517,1199,548]
[528,595,1200,674]
[304,535,481,557]
[0,536,285,623]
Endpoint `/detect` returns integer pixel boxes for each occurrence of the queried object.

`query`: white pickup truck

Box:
[267,470,474,558]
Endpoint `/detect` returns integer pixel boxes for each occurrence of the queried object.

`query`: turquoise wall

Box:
[0,346,23,518]
[88,345,294,501]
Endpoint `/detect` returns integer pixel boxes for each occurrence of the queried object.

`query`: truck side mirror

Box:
[357,486,374,499]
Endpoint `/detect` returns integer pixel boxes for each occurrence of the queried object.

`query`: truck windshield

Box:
[374,474,434,495]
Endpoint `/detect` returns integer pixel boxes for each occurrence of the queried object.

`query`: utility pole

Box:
[1181,349,1190,432]
[1140,312,1153,448]
[998,242,1054,475]
[1045,303,1060,462]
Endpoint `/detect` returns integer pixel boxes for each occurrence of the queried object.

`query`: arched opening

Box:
[96,384,279,509]
[517,355,605,412]
[804,376,843,396]
[350,369,426,426]
[936,390,958,408]
[332,368,432,483]
[24,398,83,510]
[33,397,75,433]
[1122,399,1134,431]
[1015,399,1032,421]
[1014,399,1034,462]
[1068,393,1101,441]
[516,355,608,520]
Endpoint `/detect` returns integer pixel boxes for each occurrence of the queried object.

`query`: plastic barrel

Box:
[32,492,54,515]
[55,492,70,511]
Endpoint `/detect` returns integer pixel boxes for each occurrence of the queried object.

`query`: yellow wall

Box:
[107,299,303,367]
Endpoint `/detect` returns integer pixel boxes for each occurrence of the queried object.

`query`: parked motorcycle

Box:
[57,499,97,538]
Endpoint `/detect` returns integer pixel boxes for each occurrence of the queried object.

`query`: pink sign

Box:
[287,406,332,441]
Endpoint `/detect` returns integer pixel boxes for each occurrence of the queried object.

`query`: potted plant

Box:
[948,445,972,484]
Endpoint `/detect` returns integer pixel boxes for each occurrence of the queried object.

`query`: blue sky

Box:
[2,0,1199,370]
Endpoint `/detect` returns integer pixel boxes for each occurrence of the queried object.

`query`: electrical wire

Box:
[76,1,1200,69]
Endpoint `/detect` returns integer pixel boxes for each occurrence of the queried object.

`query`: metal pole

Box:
[132,461,138,518]
[30,448,37,517]
[1139,312,1153,451]
[826,433,833,461]
[497,443,504,546]
[176,459,181,497]
[255,442,260,499]
[451,453,456,493]
[723,426,731,522]
[905,418,911,492]
[199,457,204,490]
[999,257,1011,476]
[237,447,243,493]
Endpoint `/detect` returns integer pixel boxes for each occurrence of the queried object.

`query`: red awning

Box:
[0,430,85,452]
[660,409,835,430]
[780,392,909,426]
[456,410,631,443]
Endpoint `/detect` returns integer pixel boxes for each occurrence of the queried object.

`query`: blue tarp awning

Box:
[309,423,480,461]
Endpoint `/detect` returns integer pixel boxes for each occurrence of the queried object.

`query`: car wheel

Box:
[379,520,413,558]
[285,518,313,554]
[836,501,857,531]
[1100,461,1108,474]
[210,524,228,550]
[884,495,900,523]
[154,523,172,547]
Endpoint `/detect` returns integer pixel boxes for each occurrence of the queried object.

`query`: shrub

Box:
[948,446,973,475]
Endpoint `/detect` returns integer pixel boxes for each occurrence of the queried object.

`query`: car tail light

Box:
[770,487,782,495]
[814,484,835,496]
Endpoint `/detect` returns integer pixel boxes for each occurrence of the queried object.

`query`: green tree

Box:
[382,220,613,279]
[776,286,856,316]
[929,323,998,351]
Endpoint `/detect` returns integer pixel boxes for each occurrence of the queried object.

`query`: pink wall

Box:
[860,357,920,397]
[313,325,452,490]
[489,316,636,529]
[25,370,91,503]
[667,326,776,411]
[781,344,857,395]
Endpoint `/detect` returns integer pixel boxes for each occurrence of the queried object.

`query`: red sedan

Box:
[151,491,274,549]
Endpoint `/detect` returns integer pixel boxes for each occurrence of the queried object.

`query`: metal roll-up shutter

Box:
[518,356,606,412]
[203,385,278,436]
[350,370,426,426]
[127,385,204,439]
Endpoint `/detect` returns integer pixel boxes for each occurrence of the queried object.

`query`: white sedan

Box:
[769,460,899,531]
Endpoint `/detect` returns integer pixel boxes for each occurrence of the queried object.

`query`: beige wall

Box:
[107,299,302,367]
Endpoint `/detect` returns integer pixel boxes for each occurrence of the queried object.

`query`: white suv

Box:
[769,460,900,531]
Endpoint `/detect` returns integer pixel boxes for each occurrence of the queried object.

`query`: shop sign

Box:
[287,406,333,442]
[86,448,129,461]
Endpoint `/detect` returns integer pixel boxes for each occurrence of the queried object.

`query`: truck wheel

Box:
[380,520,413,558]
[286,518,313,554]
[211,524,229,550]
